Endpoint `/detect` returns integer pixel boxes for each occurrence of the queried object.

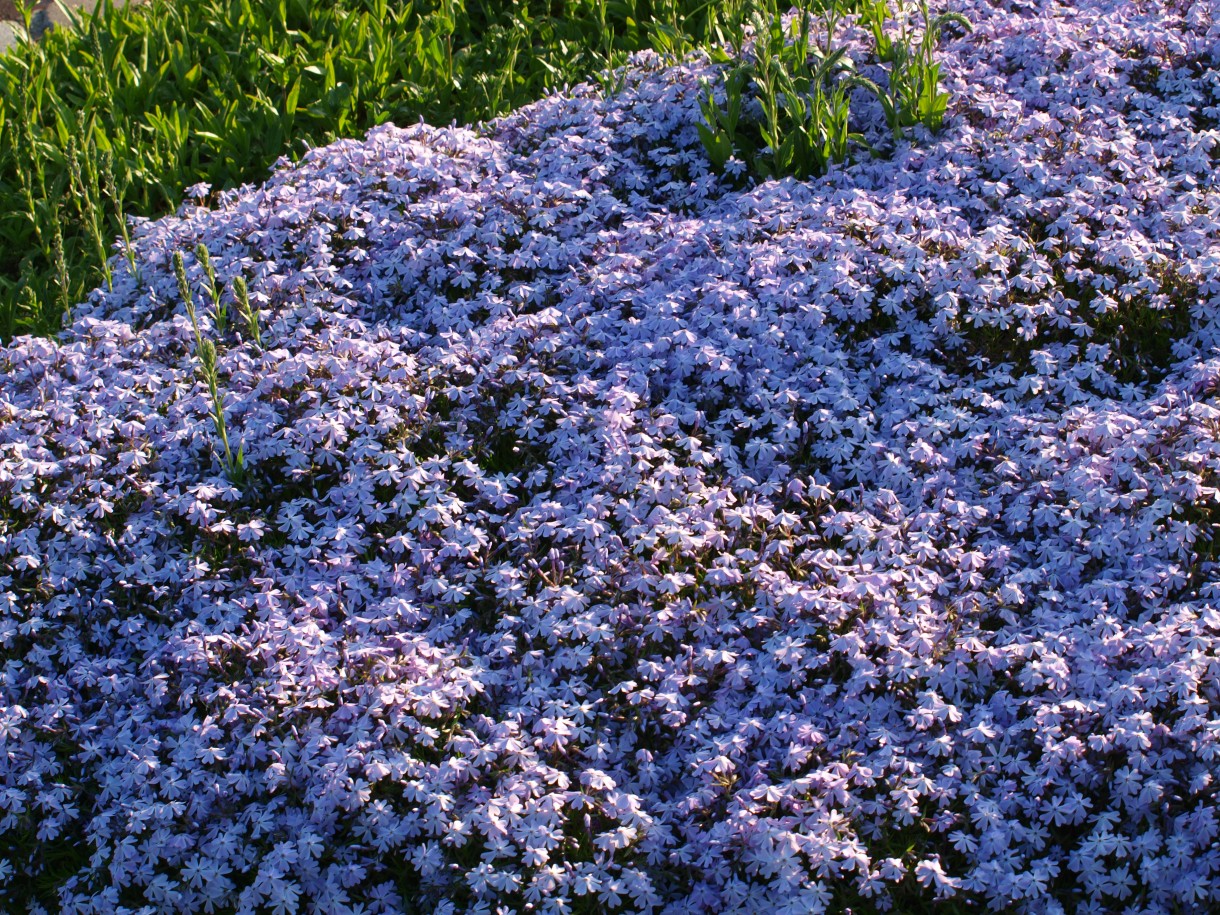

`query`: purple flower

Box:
[2,3,1220,911]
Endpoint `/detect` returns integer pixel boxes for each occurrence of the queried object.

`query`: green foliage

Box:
[854,0,972,138]
[697,0,970,182]
[0,0,731,341]
[66,136,111,291]
[748,8,863,180]
[98,145,140,283]
[698,0,868,181]
[697,67,747,169]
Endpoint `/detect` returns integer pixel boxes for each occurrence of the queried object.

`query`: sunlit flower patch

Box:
[2,0,1220,911]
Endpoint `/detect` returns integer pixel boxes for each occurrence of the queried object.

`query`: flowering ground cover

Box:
[3,0,1220,911]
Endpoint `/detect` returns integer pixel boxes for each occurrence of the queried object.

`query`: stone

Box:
[0,20,21,55]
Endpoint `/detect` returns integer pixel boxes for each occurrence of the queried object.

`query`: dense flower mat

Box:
[3,0,1220,911]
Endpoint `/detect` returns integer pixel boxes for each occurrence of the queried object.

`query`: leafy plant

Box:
[99,146,139,284]
[859,0,894,61]
[750,10,863,179]
[703,0,752,58]
[698,0,867,181]
[854,0,972,138]
[697,67,747,170]
[697,0,970,181]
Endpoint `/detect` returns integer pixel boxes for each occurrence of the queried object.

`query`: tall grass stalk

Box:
[49,204,69,321]
[232,276,261,349]
[195,243,224,333]
[100,147,140,284]
[175,249,245,483]
[67,138,113,291]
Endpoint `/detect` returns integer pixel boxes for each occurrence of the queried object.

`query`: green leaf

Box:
[285,76,301,115]
[324,50,336,91]
[697,123,733,167]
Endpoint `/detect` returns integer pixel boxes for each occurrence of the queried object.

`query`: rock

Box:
[1,0,118,44]
[0,19,21,54]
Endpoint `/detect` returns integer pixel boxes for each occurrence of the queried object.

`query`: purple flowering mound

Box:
[3,0,1220,912]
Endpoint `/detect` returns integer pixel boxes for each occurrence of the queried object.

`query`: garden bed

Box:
[2,0,1220,912]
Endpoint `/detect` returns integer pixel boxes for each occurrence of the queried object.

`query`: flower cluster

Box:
[2,0,1220,912]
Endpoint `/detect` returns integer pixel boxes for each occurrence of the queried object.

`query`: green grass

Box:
[0,0,734,340]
